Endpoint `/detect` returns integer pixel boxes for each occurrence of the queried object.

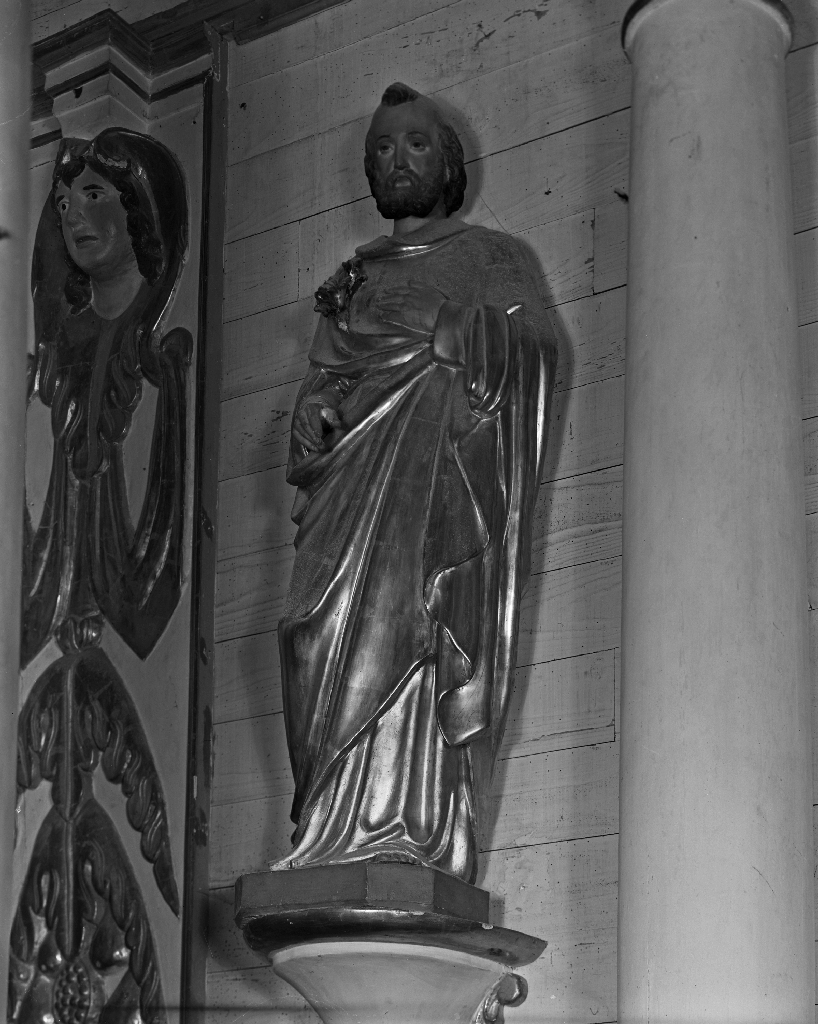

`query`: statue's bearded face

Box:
[54,165,136,281]
[367,101,446,221]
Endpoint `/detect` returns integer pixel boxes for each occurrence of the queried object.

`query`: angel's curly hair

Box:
[364,83,467,217]
[52,139,164,314]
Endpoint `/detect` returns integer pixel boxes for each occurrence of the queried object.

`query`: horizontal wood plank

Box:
[803,421,818,514]
[209,740,618,886]
[550,286,627,394]
[213,712,290,807]
[215,543,294,643]
[212,646,616,808]
[219,378,300,481]
[210,790,295,885]
[298,198,383,301]
[208,832,617,1020]
[787,41,818,147]
[221,297,314,402]
[501,650,616,760]
[802,324,818,418]
[223,221,300,323]
[229,0,457,84]
[542,374,625,484]
[533,466,623,575]
[218,465,295,561]
[219,257,625,407]
[218,334,624,488]
[593,199,628,295]
[215,526,621,651]
[793,132,818,234]
[518,210,594,308]
[215,630,282,725]
[488,741,619,851]
[226,106,629,242]
[797,227,818,327]
[517,556,621,668]
[227,0,631,163]
[478,834,617,1023]
[206,963,320,1021]
[478,109,629,236]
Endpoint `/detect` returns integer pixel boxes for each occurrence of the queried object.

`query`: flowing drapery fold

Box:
[276,220,556,881]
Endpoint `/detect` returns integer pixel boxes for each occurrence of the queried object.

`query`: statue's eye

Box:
[88,191,100,200]
[57,200,68,213]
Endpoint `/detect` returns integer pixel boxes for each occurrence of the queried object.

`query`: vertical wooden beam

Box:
[181,26,228,1021]
[0,2,30,1019]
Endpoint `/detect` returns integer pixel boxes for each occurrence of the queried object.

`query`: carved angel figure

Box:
[11,129,190,1024]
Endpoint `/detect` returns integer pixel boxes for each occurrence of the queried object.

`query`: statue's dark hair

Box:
[52,135,166,313]
[364,82,467,217]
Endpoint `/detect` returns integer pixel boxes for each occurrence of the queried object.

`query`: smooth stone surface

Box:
[619,0,814,1021]
[272,941,510,1024]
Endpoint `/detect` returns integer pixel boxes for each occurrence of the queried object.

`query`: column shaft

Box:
[0,1,30,1017]
[618,1,814,1021]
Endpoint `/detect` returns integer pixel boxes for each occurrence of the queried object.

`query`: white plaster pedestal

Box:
[236,863,544,1024]
[272,941,526,1024]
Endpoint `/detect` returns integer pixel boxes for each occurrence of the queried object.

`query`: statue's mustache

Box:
[384,169,423,189]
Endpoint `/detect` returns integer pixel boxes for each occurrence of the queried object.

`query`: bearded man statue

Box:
[272,83,556,884]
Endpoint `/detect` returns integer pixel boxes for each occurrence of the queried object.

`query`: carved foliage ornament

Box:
[12,128,190,1024]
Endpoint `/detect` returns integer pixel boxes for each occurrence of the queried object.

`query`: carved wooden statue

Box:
[11,129,190,1024]
[272,84,556,883]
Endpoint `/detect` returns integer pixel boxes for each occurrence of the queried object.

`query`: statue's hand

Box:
[292,394,343,453]
[376,280,448,335]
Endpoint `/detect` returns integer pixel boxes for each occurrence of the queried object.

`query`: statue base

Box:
[235,862,547,1024]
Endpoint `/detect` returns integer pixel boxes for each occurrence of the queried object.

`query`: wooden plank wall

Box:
[205,1,818,1021]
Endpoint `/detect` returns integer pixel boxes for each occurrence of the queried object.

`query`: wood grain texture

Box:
[797,227,818,326]
[500,650,616,759]
[218,274,627,408]
[298,199,383,301]
[593,199,628,295]
[230,0,455,84]
[212,647,615,811]
[516,557,621,668]
[221,297,314,402]
[32,0,173,42]
[208,740,618,886]
[477,109,629,236]
[787,42,818,147]
[533,466,623,575]
[217,322,625,487]
[225,106,629,242]
[215,630,282,724]
[227,0,631,163]
[214,513,621,649]
[517,210,595,308]
[219,378,300,481]
[206,963,320,1021]
[479,834,617,1023]
[207,833,618,1021]
[802,323,818,419]
[223,221,300,324]
[793,132,818,234]
[551,286,627,393]
[217,465,296,562]
[804,420,818,516]
[542,374,625,484]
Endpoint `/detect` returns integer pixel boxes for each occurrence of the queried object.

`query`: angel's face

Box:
[55,166,135,280]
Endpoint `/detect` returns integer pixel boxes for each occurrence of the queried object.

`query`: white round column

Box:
[618,1,814,1021]
[0,1,30,1018]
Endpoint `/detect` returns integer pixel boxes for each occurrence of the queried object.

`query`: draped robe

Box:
[275,218,556,882]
